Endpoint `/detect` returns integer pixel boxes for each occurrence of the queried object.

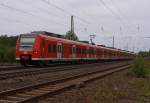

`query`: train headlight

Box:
[33,50,38,54]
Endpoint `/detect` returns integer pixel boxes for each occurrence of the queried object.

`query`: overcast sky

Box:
[0,0,150,52]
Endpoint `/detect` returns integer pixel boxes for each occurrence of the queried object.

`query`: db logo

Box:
[23,51,27,54]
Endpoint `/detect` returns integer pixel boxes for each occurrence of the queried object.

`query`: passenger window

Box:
[53,45,56,53]
[79,48,81,54]
[48,44,52,53]
[73,47,75,54]
[70,47,72,54]
[57,45,60,53]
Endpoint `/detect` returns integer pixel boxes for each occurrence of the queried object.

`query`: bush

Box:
[0,35,17,63]
[131,57,147,78]
[6,47,16,63]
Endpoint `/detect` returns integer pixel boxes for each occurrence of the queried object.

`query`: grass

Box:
[94,86,128,103]
[128,78,150,103]
[129,57,149,78]
[93,58,150,103]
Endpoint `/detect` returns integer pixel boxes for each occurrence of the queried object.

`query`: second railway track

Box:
[0,64,130,103]
[0,61,126,80]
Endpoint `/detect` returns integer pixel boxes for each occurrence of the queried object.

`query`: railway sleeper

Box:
[24,91,46,95]
[0,99,15,103]
[16,93,34,98]
[6,96,25,101]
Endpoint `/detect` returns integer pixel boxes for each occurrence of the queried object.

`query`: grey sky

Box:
[0,0,150,52]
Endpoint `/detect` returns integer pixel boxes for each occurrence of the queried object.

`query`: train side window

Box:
[86,49,88,54]
[59,45,60,53]
[86,49,89,54]
[92,49,94,55]
[103,50,106,55]
[85,49,87,54]
[82,49,84,54]
[89,49,91,54]
[90,49,92,55]
[99,50,101,55]
[77,48,79,54]
[73,47,76,54]
[53,45,55,53]
[61,45,63,53]
[69,46,72,54]
[81,49,83,54]
[48,44,52,53]
[108,51,110,55]
[110,51,112,55]
[79,48,81,54]
[78,48,80,54]
[94,49,96,55]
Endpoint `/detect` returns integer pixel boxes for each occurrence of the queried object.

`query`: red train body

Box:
[16,31,135,66]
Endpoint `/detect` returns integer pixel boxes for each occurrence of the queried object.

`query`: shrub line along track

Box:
[0,61,122,80]
[0,64,130,103]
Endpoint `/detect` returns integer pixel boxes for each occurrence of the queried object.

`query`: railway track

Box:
[0,61,125,72]
[0,62,105,72]
[0,61,124,80]
[0,64,130,103]
[0,65,23,72]
[0,63,78,71]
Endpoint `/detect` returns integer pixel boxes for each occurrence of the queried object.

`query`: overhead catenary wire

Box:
[0,15,30,26]
[0,0,111,36]
[38,0,95,34]
[0,3,71,29]
[97,0,134,34]
[40,0,91,25]
[0,2,93,36]
[19,0,94,34]
[107,0,137,33]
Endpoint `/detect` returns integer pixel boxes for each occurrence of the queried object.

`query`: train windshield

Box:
[20,37,35,45]
[20,34,36,51]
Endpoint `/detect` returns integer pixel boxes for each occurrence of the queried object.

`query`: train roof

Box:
[20,31,65,39]
[32,31,65,38]
[40,34,132,53]
[20,31,134,54]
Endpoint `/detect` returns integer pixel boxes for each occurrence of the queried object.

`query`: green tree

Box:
[0,35,17,63]
[65,31,79,41]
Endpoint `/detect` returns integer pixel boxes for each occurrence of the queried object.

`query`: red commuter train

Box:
[16,31,135,66]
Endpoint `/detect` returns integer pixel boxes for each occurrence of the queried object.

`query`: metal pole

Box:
[112,36,114,48]
[71,16,74,33]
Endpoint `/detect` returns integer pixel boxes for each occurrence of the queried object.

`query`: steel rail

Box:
[0,64,130,103]
[0,61,121,80]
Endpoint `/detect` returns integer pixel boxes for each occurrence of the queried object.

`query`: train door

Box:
[102,49,105,59]
[41,39,46,58]
[94,48,96,58]
[72,45,76,58]
[87,47,89,58]
[57,42,62,59]
[44,39,49,58]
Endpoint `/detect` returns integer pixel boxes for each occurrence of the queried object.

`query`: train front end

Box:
[16,33,41,66]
